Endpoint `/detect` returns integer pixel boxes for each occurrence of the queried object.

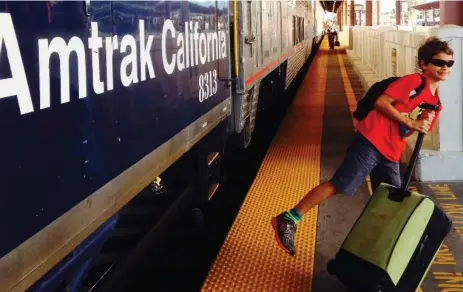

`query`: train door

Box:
[280,1,284,53]
[281,2,288,53]
[269,1,281,60]
[276,1,282,56]
[244,0,262,81]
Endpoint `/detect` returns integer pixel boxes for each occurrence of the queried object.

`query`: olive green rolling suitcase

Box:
[327,129,452,291]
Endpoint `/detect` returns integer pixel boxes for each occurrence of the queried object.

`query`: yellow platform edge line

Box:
[200,40,331,292]
[337,53,374,196]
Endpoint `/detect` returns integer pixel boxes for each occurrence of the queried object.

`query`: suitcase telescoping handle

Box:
[390,103,440,201]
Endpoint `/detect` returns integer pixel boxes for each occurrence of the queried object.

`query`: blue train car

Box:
[0,1,324,291]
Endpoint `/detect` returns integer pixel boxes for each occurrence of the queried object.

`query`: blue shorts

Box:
[330,133,401,196]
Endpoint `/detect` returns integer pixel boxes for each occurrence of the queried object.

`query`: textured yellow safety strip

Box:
[201,40,330,292]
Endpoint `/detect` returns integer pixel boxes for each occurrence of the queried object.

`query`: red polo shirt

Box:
[356,73,442,162]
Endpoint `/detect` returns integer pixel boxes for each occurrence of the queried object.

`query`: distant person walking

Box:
[325,22,337,49]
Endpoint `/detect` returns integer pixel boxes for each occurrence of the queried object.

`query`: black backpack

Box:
[353,75,426,121]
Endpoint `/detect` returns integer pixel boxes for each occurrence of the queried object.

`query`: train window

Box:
[303,19,305,40]
[300,18,304,41]
[292,16,297,46]
[293,16,305,45]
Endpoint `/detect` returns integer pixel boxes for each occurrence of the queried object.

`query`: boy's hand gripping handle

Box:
[389,103,439,201]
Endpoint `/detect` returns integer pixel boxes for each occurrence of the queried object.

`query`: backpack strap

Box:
[409,74,426,99]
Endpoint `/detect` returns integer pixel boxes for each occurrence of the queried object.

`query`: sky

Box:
[381,0,397,12]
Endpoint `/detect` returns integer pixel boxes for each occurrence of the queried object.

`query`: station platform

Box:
[200,39,463,292]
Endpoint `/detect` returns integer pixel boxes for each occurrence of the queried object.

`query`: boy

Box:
[272,36,454,256]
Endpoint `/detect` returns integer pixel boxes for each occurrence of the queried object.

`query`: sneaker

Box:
[271,212,297,255]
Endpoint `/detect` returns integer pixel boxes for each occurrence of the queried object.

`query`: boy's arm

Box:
[374,94,432,133]
[374,94,414,128]
[374,74,436,133]
[374,74,419,128]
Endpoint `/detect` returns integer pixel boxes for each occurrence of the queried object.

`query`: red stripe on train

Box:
[245,42,306,87]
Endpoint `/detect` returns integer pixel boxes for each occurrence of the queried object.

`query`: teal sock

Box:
[284,208,302,224]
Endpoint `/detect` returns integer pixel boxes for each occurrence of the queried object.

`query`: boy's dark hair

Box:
[418,37,454,70]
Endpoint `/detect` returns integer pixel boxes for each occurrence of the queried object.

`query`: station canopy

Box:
[320,0,343,13]
[412,1,439,11]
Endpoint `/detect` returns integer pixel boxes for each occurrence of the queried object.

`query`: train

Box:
[0,1,326,291]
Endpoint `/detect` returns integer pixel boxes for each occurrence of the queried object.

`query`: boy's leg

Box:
[369,158,401,193]
[271,134,381,255]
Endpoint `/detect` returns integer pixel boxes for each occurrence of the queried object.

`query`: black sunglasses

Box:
[428,59,455,68]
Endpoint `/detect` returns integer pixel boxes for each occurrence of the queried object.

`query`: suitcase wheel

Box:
[375,284,385,292]
[327,259,337,275]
